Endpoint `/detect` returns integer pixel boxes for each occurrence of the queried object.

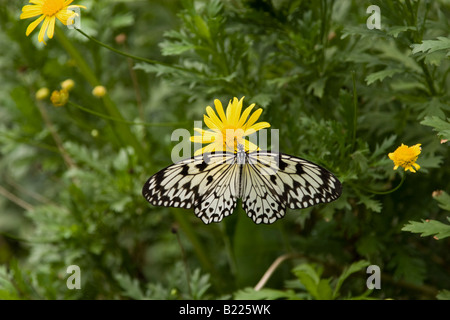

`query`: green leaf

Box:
[372,135,396,159]
[424,51,448,66]
[115,274,146,300]
[420,116,450,140]
[365,68,403,85]
[0,266,20,300]
[189,269,211,300]
[307,78,327,98]
[437,290,450,300]
[402,218,450,240]
[316,279,333,300]
[411,37,450,55]
[357,193,382,213]
[411,37,450,66]
[386,26,417,38]
[417,99,450,119]
[333,260,370,299]
[388,252,426,285]
[434,191,450,211]
[292,264,333,299]
[341,26,387,40]
[193,15,211,41]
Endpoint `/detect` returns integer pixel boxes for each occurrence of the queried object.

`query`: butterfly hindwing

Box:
[241,151,342,224]
[241,152,286,224]
[142,152,239,224]
[277,153,342,209]
[193,153,240,224]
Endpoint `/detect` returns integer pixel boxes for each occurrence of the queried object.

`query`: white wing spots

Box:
[142,150,342,225]
[241,152,342,221]
[142,152,239,224]
[194,163,240,224]
[241,155,286,224]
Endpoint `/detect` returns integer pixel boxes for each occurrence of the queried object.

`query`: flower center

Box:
[397,151,417,163]
[221,126,244,151]
[42,0,66,16]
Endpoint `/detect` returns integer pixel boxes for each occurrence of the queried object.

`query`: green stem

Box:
[420,61,437,96]
[0,131,59,154]
[351,71,358,151]
[171,210,222,288]
[55,27,147,161]
[219,221,237,276]
[68,101,187,127]
[75,28,200,75]
[364,175,405,195]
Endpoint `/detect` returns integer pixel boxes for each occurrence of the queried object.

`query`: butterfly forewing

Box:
[142,152,240,224]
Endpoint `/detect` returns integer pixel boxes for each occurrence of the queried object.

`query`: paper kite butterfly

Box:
[142,144,342,224]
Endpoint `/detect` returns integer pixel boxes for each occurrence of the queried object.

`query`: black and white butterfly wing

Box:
[142,152,239,224]
[241,152,287,224]
[241,151,342,224]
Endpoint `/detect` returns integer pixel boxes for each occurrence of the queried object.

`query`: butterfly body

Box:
[143,147,342,224]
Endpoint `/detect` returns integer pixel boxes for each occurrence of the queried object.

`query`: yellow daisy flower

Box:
[35,87,50,100]
[61,79,75,91]
[388,143,422,173]
[20,0,86,43]
[190,97,271,155]
[92,85,107,98]
[50,89,69,107]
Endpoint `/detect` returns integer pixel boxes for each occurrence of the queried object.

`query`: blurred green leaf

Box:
[402,218,450,240]
[365,68,403,85]
[333,260,370,299]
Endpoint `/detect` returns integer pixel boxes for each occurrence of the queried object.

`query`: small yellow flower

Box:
[35,87,50,100]
[50,89,69,107]
[61,79,75,91]
[388,143,421,173]
[20,0,86,43]
[92,85,107,98]
[190,97,270,155]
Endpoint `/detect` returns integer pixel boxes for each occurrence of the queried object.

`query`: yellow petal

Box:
[194,143,216,156]
[244,108,263,130]
[190,135,215,143]
[406,166,416,173]
[230,97,244,126]
[237,104,255,127]
[243,139,260,152]
[25,14,45,36]
[56,10,74,25]
[192,128,217,140]
[38,16,51,43]
[47,16,56,39]
[244,122,271,136]
[214,99,227,124]
[204,115,220,130]
[225,99,233,121]
[20,6,43,19]
[30,0,44,4]
[206,106,224,129]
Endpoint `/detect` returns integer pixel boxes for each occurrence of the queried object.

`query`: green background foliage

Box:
[0,0,449,300]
